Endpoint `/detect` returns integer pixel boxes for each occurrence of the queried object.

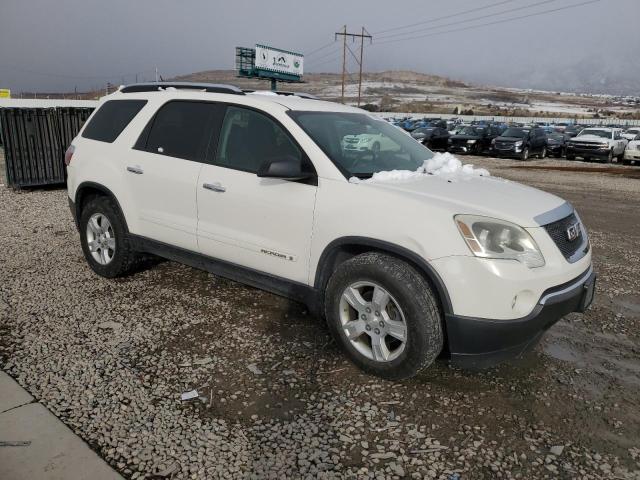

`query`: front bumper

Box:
[491,146,520,157]
[566,145,610,159]
[448,144,471,153]
[547,144,563,153]
[624,150,640,161]
[445,266,596,368]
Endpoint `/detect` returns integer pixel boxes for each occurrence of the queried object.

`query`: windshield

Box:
[579,129,611,139]
[289,111,433,178]
[457,126,483,136]
[501,128,527,138]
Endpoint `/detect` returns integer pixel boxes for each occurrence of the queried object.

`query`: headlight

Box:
[467,139,477,144]
[454,215,545,268]
[491,139,496,145]
[514,140,523,147]
[448,139,453,143]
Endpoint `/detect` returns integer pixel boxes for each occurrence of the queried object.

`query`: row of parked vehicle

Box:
[386,117,640,165]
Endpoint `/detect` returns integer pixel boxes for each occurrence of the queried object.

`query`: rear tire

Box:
[324,252,443,380]
[79,196,141,278]
[539,146,547,159]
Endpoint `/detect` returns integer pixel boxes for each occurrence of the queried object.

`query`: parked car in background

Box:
[342,129,398,154]
[623,134,640,165]
[490,127,548,160]
[622,127,640,141]
[566,128,627,163]
[546,132,569,158]
[411,127,450,151]
[564,125,583,138]
[448,125,500,155]
[426,119,448,130]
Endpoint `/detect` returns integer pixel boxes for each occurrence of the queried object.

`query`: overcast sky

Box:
[1,0,638,94]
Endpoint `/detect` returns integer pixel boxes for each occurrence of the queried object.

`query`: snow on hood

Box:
[347,153,565,227]
[349,152,489,184]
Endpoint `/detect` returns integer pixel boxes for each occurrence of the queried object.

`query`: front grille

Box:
[543,213,586,261]
[495,142,514,150]
[570,142,602,150]
[452,138,468,146]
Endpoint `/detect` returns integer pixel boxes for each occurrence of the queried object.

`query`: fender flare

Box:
[314,236,453,315]
[74,181,130,233]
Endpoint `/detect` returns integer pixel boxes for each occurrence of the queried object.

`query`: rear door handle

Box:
[203,182,226,193]
[126,166,144,175]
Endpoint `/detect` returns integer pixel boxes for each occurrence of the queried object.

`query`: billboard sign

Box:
[255,44,303,77]
[0,89,10,98]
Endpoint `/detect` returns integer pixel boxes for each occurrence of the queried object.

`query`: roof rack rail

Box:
[242,89,319,100]
[120,82,245,95]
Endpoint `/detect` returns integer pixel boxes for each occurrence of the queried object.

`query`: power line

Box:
[306,52,343,70]
[307,46,342,64]
[370,0,601,47]
[371,0,518,35]
[376,0,559,41]
[305,40,336,57]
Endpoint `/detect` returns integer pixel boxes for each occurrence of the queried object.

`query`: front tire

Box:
[324,252,443,380]
[521,147,529,161]
[79,196,141,278]
[605,150,613,163]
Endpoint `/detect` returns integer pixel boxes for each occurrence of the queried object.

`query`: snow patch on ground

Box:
[349,152,490,184]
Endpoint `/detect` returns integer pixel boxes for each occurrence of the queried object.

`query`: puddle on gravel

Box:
[612,294,640,318]
[543,322,640,389]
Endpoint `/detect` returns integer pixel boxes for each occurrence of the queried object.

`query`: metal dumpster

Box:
[0,105,94,188]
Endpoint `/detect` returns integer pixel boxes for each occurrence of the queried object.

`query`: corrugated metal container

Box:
[0,106,94,188]
[57,107,93,151]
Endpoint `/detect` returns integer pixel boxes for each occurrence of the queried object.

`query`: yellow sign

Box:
[0,89,10,98]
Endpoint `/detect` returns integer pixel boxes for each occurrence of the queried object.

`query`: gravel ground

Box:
[1,152,640,479]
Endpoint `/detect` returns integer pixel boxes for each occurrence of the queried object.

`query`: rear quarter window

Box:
[82,100,147,143]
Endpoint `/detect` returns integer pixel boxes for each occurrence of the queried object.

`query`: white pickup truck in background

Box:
[566,127,628,163]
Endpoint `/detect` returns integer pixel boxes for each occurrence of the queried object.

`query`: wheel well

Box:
[74,183,128,232]
[315,240,452,355]
[315,240,452,317]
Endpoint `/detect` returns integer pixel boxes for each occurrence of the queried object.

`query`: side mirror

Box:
[257,155,314,181]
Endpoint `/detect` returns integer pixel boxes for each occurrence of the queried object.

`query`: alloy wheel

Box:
[339,281,407,363]
[86,213,116,265]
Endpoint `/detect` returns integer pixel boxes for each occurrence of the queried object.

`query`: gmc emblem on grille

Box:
[566,223,580,242]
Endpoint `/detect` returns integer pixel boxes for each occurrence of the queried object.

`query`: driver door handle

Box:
[203,182,226,193]
[126,166,144,175]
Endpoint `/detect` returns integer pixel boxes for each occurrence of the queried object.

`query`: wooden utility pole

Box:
[335,26,372,105]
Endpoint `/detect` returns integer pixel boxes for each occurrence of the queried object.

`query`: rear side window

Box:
[142,101,219,162]
[82,100,146,143]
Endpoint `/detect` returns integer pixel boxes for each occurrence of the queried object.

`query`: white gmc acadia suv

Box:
[66,83,596,380]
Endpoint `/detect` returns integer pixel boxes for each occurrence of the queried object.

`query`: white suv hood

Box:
[363,174,567,228]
